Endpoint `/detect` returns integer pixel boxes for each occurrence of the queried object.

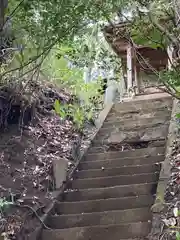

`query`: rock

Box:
[52,158,68,189]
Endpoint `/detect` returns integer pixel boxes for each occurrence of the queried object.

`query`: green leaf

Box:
[176,113,180,119]
[176,231,180,240]
[0,198,13,211]
[54,99,61,115]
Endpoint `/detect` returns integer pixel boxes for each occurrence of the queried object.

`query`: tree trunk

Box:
[0,0,8,31]
[173,0,180,60]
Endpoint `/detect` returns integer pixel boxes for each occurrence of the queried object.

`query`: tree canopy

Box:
[1,0,180,99]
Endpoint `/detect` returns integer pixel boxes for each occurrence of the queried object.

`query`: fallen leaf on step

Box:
[173,207,179,217]
[163,217,177,227]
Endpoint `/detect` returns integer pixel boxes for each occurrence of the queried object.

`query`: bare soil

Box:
[0,81,96,240]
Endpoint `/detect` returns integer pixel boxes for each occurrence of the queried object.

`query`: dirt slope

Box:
[0,81,96,239]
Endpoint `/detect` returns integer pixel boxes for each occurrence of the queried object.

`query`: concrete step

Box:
[41,222,151,240]
[63,182,157,202]
[102,113,171,129]
[48,208,152,229]
[88,140,166,153]
[76,163,161,179]
[40,95,171,240]
[106,107,171,122]
[85,146,165,161]
[81,155,164,170]
[55,195,155,215]
[111,97,172,113]
[70,173,159,189]
[93,125,169,144]
[100,115,170,132]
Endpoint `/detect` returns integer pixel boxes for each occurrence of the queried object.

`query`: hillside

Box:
[0,80,96,239]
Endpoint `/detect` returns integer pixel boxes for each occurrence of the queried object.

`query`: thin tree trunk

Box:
[0,0,8,32]
[173,0,180,59]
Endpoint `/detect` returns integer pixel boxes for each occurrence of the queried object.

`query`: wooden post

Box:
[133,56,140,94]
[127,44,133,91]
[121,60,127,91]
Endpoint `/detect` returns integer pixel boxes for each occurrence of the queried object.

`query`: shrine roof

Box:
[103,21,168,70]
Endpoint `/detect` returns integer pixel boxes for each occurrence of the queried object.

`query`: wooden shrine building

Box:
[103,22,172,95]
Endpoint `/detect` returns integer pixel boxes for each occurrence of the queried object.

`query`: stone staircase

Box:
[40,94,173,240]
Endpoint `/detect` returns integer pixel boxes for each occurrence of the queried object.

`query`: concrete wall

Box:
[103,79,126,105]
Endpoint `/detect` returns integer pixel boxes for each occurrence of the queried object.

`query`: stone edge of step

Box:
[63,181,158,200]
[76,163,162,178]
[100,118,170,132]
[113,95,172,107]
[70,172,160,187]
[47,207,152,229]
[70,174,160,190]
[41,221,152,240]
[85,146,165,158]
[50,206,152,218]
[54,194,155,215]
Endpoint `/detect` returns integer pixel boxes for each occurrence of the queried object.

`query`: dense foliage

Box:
[119,0,180,98]
[0,0,125,129]
[1,0,180,121]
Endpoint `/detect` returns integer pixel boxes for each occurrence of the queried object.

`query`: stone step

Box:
[102,113,171,129]
[106,107,171,122]
[93,125,169,144]
[88,140,166,153]
[70,173,159,189]
[85,146,165,161]
[47,208,152,229]
[76,163,161,179]
[63,182,157,202]
[55,195,155,215]
[40,96,171,240]
[41,222,151,240]
[111,97,172,113]
[100,115,170,133]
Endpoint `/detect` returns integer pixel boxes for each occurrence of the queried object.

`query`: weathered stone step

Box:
[98,124,169,139]
[88,140,166,153]
[93,125,169,144]
[100,116,170,133]
[111,97,172,113]
[63,182,157,202]
[70,173,159,189]
[102,113,171,129]
[41,222,151,240]
[55,195,155,215]
[106,107,171,122]
[85,146,165,162]
[47,208,152,229]
[80,156,164,171]
[76,163,161,179]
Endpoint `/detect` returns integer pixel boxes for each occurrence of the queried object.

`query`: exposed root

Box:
[14,204,51,230]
